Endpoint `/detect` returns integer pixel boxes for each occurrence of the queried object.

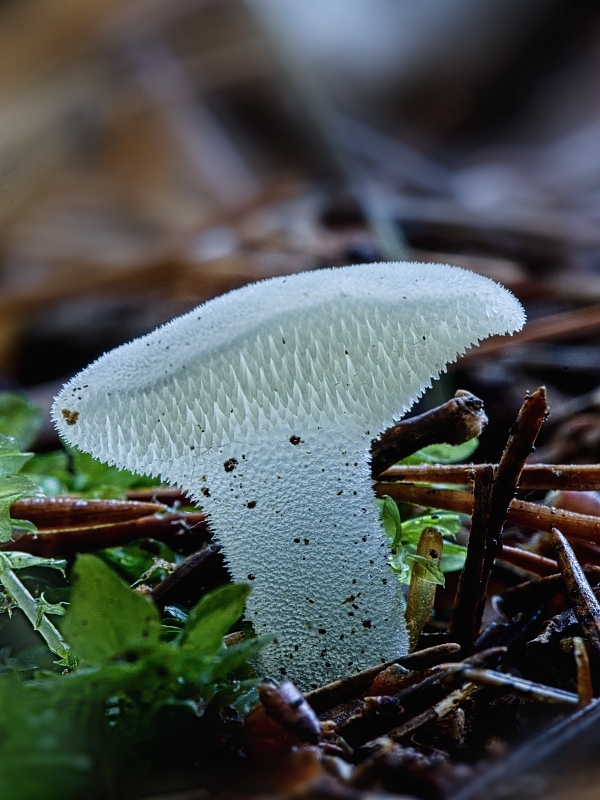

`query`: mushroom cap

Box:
[52,262,524,490]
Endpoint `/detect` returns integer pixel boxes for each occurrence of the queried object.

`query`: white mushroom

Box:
[52,262,525,689]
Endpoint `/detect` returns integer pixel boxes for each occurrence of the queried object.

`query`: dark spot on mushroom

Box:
[342,595,356,604]
[294,538,300,543]
[318,628,326,634]
[200,487,210,498]
[304,539,310,545]
[362,620,372,629]
[223,458,238,472]
[247,574,255,580]
[337,490,343,496]
[280,668,287,675]
[61,409,79,426]
[247,500,257,509]
[289,435,303,445]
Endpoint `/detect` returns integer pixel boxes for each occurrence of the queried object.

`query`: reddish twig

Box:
[379,463,600,491]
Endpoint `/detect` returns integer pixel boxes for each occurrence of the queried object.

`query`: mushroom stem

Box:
[205,433,406,690]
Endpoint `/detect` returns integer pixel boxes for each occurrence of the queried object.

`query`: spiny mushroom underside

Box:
[52,262,526,689]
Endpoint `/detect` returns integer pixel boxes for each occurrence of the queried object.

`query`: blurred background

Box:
[2,0,600,458]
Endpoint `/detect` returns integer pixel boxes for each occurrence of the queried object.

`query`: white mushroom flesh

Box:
[52,262,525,689]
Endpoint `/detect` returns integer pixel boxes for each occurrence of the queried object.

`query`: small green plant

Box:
[0,556,266,799]
[378,440,472,586]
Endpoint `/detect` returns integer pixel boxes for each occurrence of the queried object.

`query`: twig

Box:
[3,513,209,557]
[386,683,477,742]
[379,462,600,490]
[449,466,494,651]
[498,545,559,577]
[352,648,505,749]
[449,389,549,652]
[371,391,487,477]
[376,483,600,542]
[150,543,228,609]
[126,487,190,505]
[440,664,579,705]
[489,388,549,525]
[551,527,600,663]
[10,496,166,527]
[572,637,593,707]
[304,642,461,714]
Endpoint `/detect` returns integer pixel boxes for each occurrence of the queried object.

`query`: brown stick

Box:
[449,466,494,651]
[3,512,209,556]
[448,389,548,651]
[370,391,487,476]
[551,527,600,663]
[10,496,167,527]
[498,545,559,577]
[376,483,600,543]
[379,463,600,491]
[572,637,594,707]
[488,387,549,538]
[304,642,461,714]
[150,542,228,609]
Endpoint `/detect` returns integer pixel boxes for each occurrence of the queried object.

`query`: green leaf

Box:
[405,555,446,586]
[0,393,43,450]
[401,437,479,465]
[63,555,160,664]
[439,540,468,573]
[2,553,67,576]
[181,583,250,657]
[69,447,156,496]
[206,634,270,681]
[99,541,176,585]
[377,495,403,547]
[0,435,33,477]
[35,594,67,628]
[21,451,72,495]
[401,511,462,543]
[0,474,43,543]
